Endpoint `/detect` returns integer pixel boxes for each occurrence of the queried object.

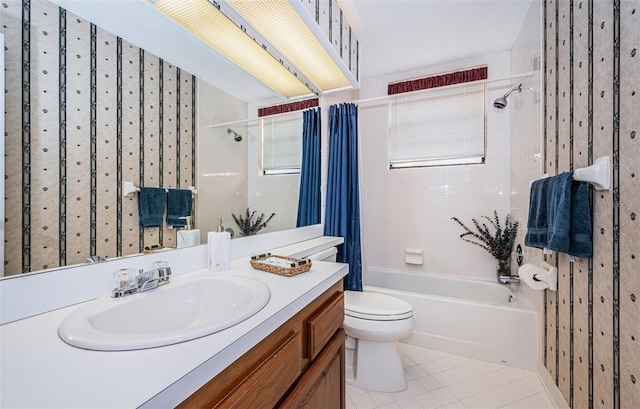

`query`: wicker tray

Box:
[250,253,312,277]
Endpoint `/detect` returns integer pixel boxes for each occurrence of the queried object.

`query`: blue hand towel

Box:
[568,181,593,258]
[546,172,574,254]
[166,189,193,228]
[524,177,549,249]
[138,187,166,227]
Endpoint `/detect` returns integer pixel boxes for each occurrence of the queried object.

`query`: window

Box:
[389,82,486,168]
[261,113,303,175]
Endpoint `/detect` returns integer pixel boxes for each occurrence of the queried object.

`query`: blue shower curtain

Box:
[324,103,362,291]
[297,108,321,227]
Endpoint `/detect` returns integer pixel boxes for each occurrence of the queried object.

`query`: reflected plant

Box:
[232,208,276,236]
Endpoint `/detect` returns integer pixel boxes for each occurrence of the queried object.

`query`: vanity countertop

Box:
[0,256,348,408]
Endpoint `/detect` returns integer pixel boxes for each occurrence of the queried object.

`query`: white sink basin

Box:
[58,273,270,351]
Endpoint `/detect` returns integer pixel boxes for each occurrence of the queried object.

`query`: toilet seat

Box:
[344,291,413,321]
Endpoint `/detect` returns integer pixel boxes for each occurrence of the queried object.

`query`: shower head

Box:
[493,96,509,109]
[493,84,533,109]
[227,128,242,142]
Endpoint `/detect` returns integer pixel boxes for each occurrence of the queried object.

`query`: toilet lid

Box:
[344,291,413,320]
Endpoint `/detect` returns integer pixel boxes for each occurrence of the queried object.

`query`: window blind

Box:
[389,82,486,168]
[261,114,303,174]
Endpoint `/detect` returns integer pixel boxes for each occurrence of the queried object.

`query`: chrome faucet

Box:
[85,255,106,264]
[111,262,172,298]
[498,274,521,285]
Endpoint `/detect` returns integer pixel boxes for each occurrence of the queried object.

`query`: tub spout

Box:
[498,274,521,285]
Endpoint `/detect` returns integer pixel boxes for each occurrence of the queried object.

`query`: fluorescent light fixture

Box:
[227,0,356,93]
[153,0,313,98]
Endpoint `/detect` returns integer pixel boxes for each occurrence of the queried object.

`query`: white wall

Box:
[358,51,514,282]
[508,0,544,350]
[199,92,325,240]
[197,80,248,240]
[244,100,301,236]
[246,121,300,235]
[509,1,543,309]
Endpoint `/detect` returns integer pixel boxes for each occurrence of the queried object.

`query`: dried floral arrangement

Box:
[451,211,519,261]
[232,208,276,236]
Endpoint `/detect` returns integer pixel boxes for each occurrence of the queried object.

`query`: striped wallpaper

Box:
[2,0,197,276]
[543,0,639,407]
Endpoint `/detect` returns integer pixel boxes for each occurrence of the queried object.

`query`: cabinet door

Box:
[179,331,302,409]
[280,330,345,409]
[217,331,302,409]
[307,292,343,360]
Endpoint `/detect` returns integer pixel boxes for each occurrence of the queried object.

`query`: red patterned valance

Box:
[387,66,488,96]
[258,98,319,117]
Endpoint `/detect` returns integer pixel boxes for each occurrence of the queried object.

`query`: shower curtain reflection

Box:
[296,108,321,227]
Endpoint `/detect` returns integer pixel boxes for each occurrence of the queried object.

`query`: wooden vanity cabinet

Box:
[279,329,344,409]
[178,280,345,409]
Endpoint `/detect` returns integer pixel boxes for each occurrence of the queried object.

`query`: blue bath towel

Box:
[524,177,549,249]
[567,181,593,258]
[138,187,166,227]
[525,171,593,258]
[546,172,574,254]
[166,189,193,228]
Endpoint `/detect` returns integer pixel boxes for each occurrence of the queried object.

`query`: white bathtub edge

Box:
[402,331,525,368]
[537,361,570,409]
[367,266,498,286]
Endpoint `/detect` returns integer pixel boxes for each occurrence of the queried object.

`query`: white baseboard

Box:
[536,362,570,409]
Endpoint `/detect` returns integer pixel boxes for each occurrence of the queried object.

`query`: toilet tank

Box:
[306,247,338,262]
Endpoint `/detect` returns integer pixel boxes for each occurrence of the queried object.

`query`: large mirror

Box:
[0,0,320,277]
[200,105,309,241]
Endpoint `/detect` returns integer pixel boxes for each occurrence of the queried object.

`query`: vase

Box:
[497,258,511,276]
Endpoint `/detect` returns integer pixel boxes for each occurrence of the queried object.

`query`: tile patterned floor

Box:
[346,343,555,409]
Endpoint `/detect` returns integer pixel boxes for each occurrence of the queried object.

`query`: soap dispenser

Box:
[177,216,201,248]
[208,217,231,272]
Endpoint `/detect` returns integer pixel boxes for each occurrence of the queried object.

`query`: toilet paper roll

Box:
[518,263,550,290]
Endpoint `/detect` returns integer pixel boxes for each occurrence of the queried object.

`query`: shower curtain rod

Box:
[208,71,534,128]
[349,71,535,105]
[208,106,314,129]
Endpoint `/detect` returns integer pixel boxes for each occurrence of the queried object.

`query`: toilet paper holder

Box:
[531,261,558,291]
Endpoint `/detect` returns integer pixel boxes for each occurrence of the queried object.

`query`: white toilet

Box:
[307,247,415,392]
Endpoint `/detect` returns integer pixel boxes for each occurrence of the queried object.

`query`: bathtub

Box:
[366,269,538,370]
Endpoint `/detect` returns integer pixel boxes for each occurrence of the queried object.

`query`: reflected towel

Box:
[524,177,549,249]
[167,189,193,228]
[568,181,592,258]
[138,187,166,227]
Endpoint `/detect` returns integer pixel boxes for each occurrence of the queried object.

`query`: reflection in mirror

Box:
[201,97,321,242]
[1,0,322,278]
[2,0,201,276]
[0,32,4,277]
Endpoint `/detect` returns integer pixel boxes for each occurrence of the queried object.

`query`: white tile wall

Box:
[198,84,304,238]
[247,172,300,234]
[358,52,515,282]
[507,1,545,371]
[197,79,248,240]
[245,115,300,236]
[508,2,544,314]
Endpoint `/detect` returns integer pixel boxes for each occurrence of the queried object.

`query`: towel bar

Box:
[573,156,610,191]
[123,181,198,198]
[529,156,610,191]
